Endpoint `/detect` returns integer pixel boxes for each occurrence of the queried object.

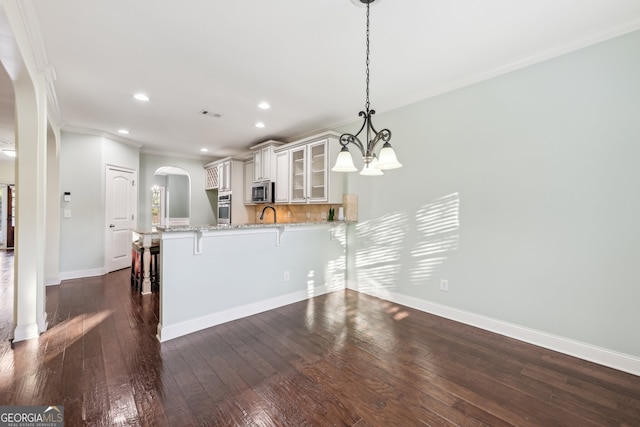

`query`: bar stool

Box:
[131,242,143,291]
[150,244,160,291]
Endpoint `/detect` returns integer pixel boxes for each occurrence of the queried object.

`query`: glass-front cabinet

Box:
[308,140,327,202]
[290,146,307,202]
[289,139,328,203]
[272,131,343,205]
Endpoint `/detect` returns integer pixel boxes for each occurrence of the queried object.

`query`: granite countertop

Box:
[156,221,353,233]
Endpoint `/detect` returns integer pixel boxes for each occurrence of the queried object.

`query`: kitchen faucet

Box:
[259,205,276,223]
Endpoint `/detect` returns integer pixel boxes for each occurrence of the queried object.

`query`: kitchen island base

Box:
[157,223,347,342]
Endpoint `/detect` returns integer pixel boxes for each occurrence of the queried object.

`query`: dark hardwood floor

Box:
[1,250,639,426]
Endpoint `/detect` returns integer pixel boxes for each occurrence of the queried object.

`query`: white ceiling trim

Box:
[16,0,60,125]
[61,125,143,149]
[375,17,640,116]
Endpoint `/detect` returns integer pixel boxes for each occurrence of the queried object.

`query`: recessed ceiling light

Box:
[134,93,150,102]
[255,122,265,128]
[258,102,270,109]
[200,148,209,152]
[118,129,130,135]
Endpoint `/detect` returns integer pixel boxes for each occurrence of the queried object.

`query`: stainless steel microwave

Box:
[251,181,274,204]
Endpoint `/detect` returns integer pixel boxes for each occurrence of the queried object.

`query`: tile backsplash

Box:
[250,204,344,224]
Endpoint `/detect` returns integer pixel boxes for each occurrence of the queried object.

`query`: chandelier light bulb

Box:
[332,147,358,172]
[377,142,402,170]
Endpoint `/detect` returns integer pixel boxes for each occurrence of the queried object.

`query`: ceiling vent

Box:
[199,110,222,118]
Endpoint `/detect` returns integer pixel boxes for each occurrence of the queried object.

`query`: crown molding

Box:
[61,125,143,149]
[16,0,61,125]
[379,18,640,116]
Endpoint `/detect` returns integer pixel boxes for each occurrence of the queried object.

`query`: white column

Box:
[45,126,61,287]
[2,0,50,341]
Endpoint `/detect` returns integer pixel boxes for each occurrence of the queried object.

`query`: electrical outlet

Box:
[284,271,290,281]
[440,279,448,292]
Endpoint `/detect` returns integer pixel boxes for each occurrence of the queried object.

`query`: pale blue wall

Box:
[59,132,139,274]
[138,152,215,229]
[167,174,189,218]
[0,160,14,184]
[160,225,346,339]
[341,30,640,357]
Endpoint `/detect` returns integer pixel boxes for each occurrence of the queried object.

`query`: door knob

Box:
[109,224,115,228]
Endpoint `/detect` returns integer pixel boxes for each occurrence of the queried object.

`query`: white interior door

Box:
[106,167,137,273]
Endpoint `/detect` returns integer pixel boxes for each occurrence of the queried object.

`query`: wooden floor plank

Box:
[1,250,639,425]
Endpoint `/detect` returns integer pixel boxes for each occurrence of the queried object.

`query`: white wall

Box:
[159,225,346,341]
[138,152,215,229]
[0,159,14,183]
[59,131,139,276]
[342,29,640,362]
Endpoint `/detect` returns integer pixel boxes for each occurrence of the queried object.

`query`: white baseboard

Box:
[45,276,61,287]
[13,322,40,342]
[353,285,640,377]
[158,285,333,342]
[59,267,105,281]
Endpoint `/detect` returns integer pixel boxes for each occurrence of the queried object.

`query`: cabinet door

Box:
[252,151,262,182]
[224,161,232,191]
[217,163,225,191]
[261,146,272,181]
[275,151,289,203]
[205,166,218,190]
[244,160,254,204]
[289,146,307,203]
[218,161,231,191]
[307,140,328,202]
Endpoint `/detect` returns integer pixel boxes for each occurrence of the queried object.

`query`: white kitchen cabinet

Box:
[204,165,218,190]
[289,145,307,203]
[285,135,343,204]
[217,160,231,192]
[274,150,289,203]
[204,157,250,224]
[244,160,254,204]
[250,140,284,183]
[289,141,328,203]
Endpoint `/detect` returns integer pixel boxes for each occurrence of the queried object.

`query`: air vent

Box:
[200,110,222,118]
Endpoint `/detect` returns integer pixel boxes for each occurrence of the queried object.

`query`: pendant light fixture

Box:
[333,0,402,175]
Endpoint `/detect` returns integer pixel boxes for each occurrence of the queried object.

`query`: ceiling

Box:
[2,0,640,161]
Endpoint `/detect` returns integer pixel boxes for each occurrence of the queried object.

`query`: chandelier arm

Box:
[368,128,392,153]
[338,132,366,157]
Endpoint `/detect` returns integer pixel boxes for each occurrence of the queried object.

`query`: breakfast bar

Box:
[155,222,350,342]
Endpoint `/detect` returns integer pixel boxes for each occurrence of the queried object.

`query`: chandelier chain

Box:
[365,1,370,112]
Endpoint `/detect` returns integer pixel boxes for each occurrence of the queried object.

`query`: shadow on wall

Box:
[312,223,348,299]
[354,193,460,295]
[410,193,460,284]
[354,211,409,295]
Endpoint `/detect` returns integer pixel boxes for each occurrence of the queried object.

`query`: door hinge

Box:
[132,214,135,220]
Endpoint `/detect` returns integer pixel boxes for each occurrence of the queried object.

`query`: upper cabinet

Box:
[244,159,254,204]
[204,164,218,190]
[274,131,343,204]
[274,150,289,203]
[204,157,243,193]
[217,160,231,192]
[250,140,285,183]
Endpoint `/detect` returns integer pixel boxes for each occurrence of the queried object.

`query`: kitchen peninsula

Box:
[155,221,349,342]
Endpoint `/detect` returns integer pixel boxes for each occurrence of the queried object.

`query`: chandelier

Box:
[332,0,402,176]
